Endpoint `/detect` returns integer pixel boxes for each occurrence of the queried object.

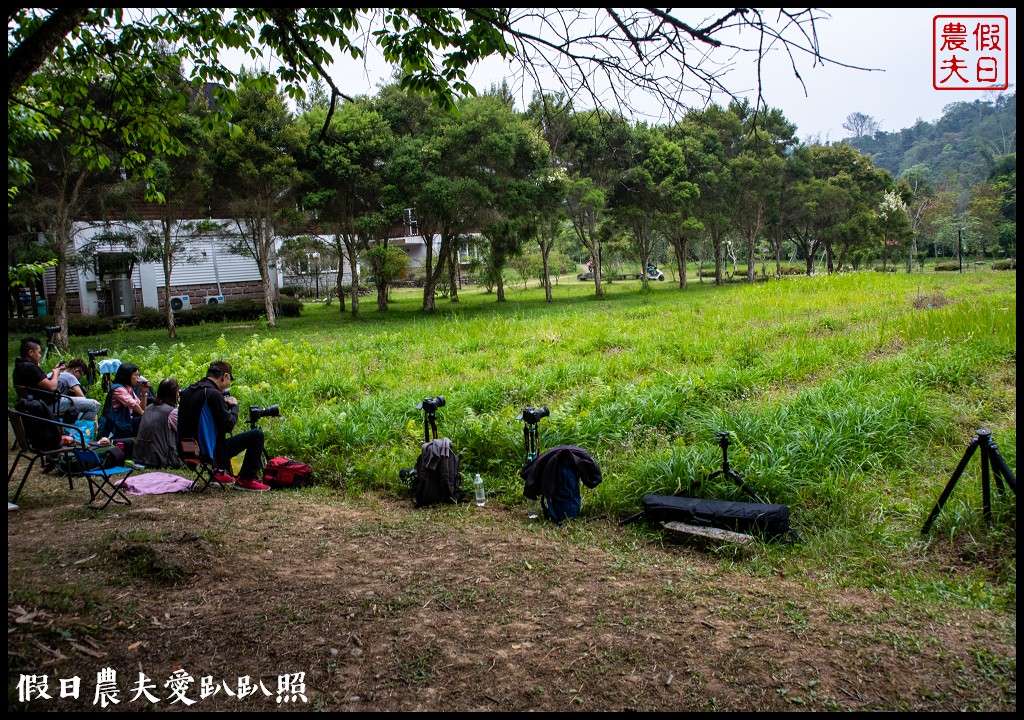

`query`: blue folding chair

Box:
[70,442,134,509]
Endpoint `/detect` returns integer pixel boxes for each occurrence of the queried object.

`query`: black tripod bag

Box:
[639,494,792,539]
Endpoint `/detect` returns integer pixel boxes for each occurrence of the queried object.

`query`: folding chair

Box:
[70,445,133,509]
[178,437,222,492]
[8,408,77,503]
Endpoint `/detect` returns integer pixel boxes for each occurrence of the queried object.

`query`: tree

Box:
[842,112,880,138]
[363,244,409,311]
[683,104,743,285]
[562,110,633,296]
[299,98,396,318]
[877,190,913,270]
[610,125,699,289]
[10,9,840,125]
[138,106,215,338]
[209,75,303,328]
[531,168,570,302]
[8,65,152,348]
[729,104,795,281]
[278,235,337,297]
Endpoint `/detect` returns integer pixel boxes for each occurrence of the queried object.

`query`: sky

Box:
[240,8,1016,142]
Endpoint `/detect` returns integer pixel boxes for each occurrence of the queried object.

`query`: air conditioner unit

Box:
[205,295,225,305]
[169,295,192,312]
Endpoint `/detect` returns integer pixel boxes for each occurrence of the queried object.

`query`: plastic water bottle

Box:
[526,497,540,520]
[473,473,486,506]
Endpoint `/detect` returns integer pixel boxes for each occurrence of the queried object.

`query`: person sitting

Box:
[177,360,269,492]
[56,358,102,423]
[13,336,62,409]
[133,379,184,469]
[98,363,149,439]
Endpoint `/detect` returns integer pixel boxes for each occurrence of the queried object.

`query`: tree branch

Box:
[8,8,92,99]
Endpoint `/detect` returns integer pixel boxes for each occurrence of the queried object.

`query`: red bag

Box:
[263,456,313,489]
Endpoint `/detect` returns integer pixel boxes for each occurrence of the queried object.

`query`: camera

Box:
[88,348,109,360]
[44,325,61,338]
[519,406,550,424]
[249,404,280,425]
[417,395,445,412]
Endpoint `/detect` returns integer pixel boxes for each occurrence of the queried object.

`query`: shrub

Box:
[279,296,303,317]
[935,262,960,271]
[133,307,166,330]
[992,259,1016,270]
[69,314,123,335]
[780,265,804,276]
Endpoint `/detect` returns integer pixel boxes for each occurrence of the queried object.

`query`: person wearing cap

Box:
[177,360,269,492]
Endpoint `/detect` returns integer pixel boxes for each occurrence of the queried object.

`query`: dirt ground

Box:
[7,461,1017,712]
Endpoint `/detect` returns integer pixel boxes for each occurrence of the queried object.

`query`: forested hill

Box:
[846,93,1015,186]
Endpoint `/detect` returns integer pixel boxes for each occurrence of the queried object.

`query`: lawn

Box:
[8,269,1017,608]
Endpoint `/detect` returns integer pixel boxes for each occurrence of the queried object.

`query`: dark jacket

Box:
[520,445,603,500]
[177,377,238,467]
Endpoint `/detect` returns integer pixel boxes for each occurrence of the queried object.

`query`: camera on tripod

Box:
[88,348,109,361]
[518,406,550,424]
[44,325,61,340]
[249,404,280,425]
[417,395,445,413]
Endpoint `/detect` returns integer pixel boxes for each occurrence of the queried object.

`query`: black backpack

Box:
[413,438,462,507]
[15,397,63,452]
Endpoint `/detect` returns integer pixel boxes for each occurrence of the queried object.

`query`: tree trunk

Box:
[162,218,177,339]
[340,253,347,311]
[260,219,277,328]
[712,235,724,285]
[447,250,459,303]
[53,215,71,350]
[541,248,553,303]
[824,242,835,275]
[345,240,359,319]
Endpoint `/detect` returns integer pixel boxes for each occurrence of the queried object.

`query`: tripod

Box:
[706,431,767,504]
[399,397,444,482]
[922,429,1017,534]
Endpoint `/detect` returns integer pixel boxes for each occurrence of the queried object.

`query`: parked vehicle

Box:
[637,264,665,281]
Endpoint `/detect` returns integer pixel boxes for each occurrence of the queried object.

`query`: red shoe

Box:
[212,471,236,487]
[234,477,270,492]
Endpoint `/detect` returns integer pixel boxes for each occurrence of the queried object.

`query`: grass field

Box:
[8,269,1016,610]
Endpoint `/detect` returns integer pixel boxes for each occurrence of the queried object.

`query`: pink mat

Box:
[119,472,195,495]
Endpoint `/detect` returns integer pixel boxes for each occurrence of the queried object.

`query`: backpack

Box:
[263,456,314,489]
[15,397,63,452]
[413,438,462,507]
[521,445,603,525]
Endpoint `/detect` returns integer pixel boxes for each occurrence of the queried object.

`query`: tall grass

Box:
[10,271,1015,606]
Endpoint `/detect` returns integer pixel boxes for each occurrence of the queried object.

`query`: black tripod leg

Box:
[727,469,767,505]
[980,440,992,522]
[984,436,1016,495]
[922,438,979,535]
